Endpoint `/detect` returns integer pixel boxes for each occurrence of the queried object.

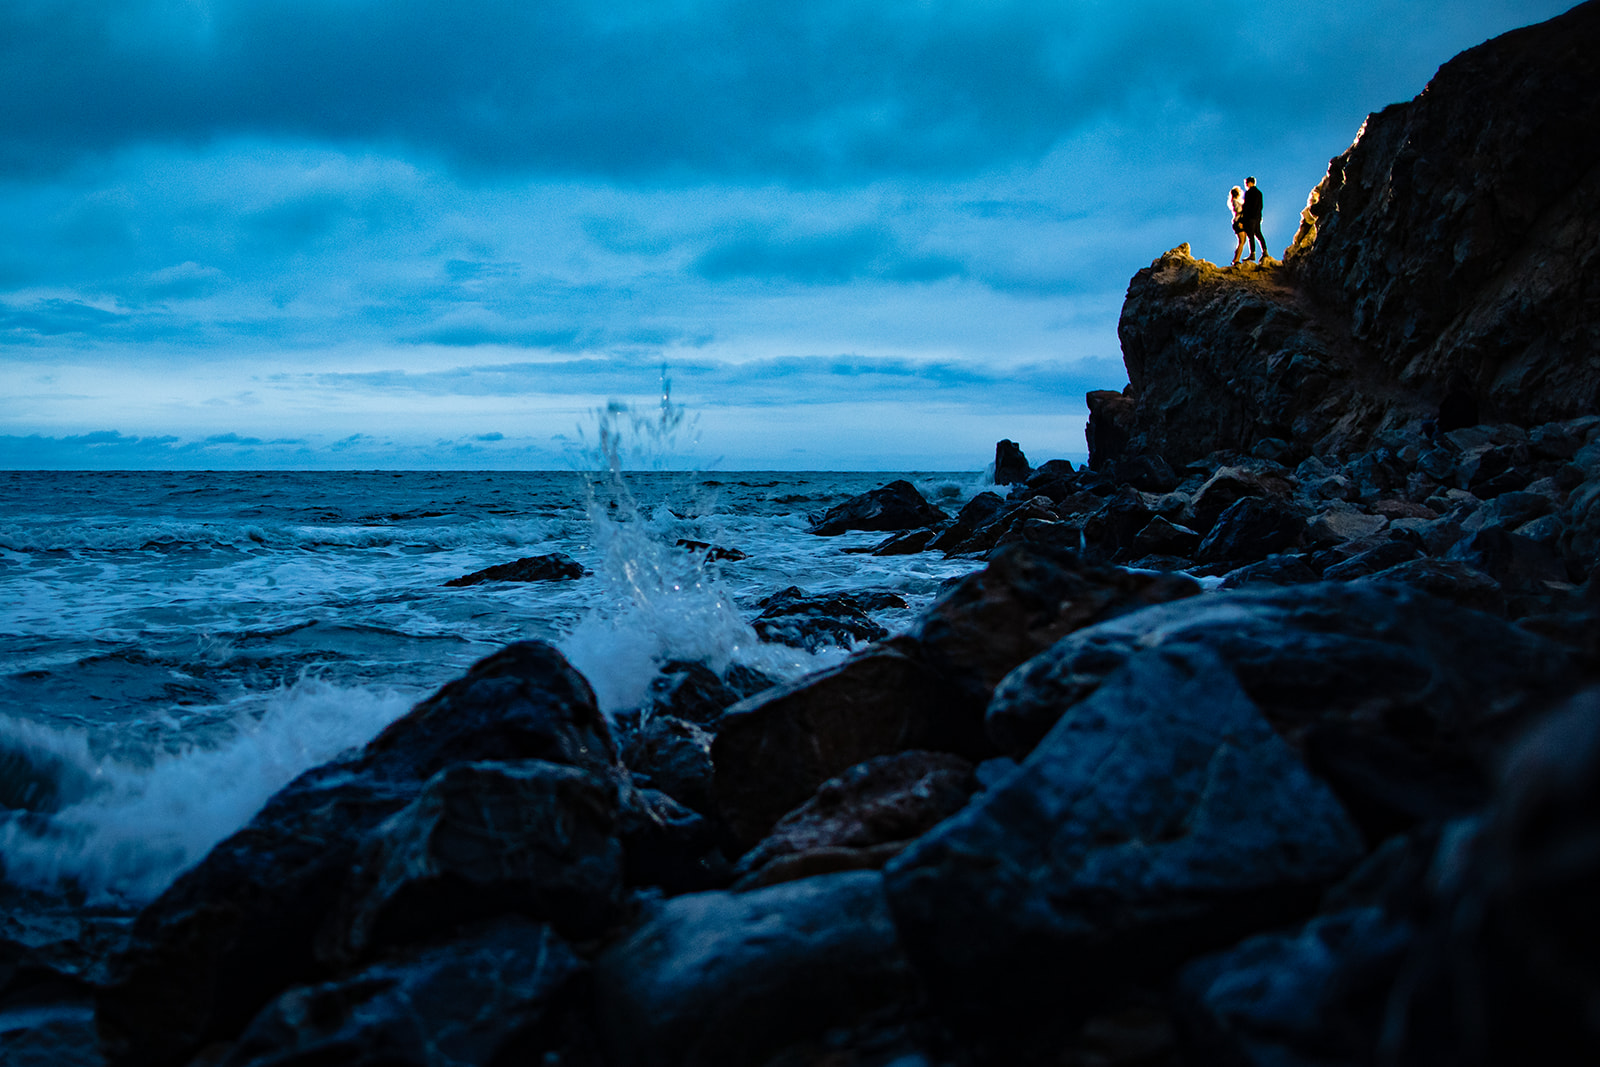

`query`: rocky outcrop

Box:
[806,479,948,535]
[1101,0,1600,472]
[444,552,585,586]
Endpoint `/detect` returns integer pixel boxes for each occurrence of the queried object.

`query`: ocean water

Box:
[0,467,990,904]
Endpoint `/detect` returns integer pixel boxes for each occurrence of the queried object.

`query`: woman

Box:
[1228,186,1247,266]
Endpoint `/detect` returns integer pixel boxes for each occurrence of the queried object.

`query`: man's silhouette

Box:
[1242,176,1266,262]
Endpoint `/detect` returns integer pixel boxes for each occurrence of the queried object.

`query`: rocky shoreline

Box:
[6,3,1600,1064]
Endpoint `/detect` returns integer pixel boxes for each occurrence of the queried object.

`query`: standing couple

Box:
[1228,177,1265,265]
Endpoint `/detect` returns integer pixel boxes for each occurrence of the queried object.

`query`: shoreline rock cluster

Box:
[2,3,1599,1064]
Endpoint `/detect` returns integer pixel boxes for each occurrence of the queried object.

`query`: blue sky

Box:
[0,0,1574,470]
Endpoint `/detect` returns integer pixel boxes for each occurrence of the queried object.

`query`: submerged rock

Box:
[443,552,584,586]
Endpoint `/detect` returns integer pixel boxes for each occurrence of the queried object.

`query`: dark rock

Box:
[1307,505,1389,546]
[593,871,918,1067]
[1218,554,1321,589]
[1361,557,1508,616]
[444,552,584,586]
[319,760,623,966]
[1196,496,1306,563]
[993,440,1031,485]
[1116,453,1181,493]
[1174,906,1413,1067]
[96,641,616,1067]
[1130,515,1201,558]
[807,480,948,536]
[673,539,748,562]
[1085,389,1134,473]
[751,587,890,652]
[733,752,976,891]
[711,639,949,851]
[868,527,938,556]
[642,659,776,727]
[1380,688,1600,1065]
[616,787,729,896]
[985,581,1575,762]
[914,544,1201,744]
[1188,466,1289,533]
[940,495,1058,556]
[925,492,1005,554]
[1320,539,1421,581]
[1445,525,1570,596]
[1020,459,1081,504]
[1081,487,1155,557]
[886,645,1365,1026]
[221,919,589,1067]
[621,715,715,815]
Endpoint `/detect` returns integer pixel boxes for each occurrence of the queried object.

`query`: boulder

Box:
[1218,554,1321,589]
[220,919,589,1067]
[807,480,948,536]
[1361,557,1507,616]
[885,645,1366,1025]
[622,714,715,815]
[318,760,624,967]
[993,439,1032,485]
[95,641,617,1067]
[924,492,1005,553]
[593,871,918,1067]
[711,639,948,850]
[1196,496,1306,564]
[444,552,584,586]
[640,660,776,727]
[1319,539,1421,581]
[1130,515,1201,559]
[732,751,976,890]
[985,581,1576,763]
[750,587,889,652]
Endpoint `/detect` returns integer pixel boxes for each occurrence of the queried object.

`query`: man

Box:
[1241,176,1266,262]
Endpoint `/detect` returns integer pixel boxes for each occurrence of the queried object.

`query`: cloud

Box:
[692,224,964,285]
[4,1,1570,183]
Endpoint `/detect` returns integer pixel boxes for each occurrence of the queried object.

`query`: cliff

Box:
[1096,0,1600,473]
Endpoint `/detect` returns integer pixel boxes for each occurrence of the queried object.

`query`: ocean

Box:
[0,467,991,906]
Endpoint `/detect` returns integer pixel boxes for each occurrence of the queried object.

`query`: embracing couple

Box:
[1228,177,1265,265]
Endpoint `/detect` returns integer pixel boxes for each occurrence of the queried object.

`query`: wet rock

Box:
[711,639,948,850]
[616,787,729,896]
[807,480,948,536]
[868,527,938,556]
[641,659,776,727]
[993,439,1031,485]
[1196,496,1306,564]
[221,919,589,1067]
[319,760,624,966]
[594,870,917,1067]
[621,715,715,815]
[751,587,890,652]
[924,492,1005,553]
[673,539,748,562]
[443,552,584,586]
[886,645,1365,1025]
[96,641,616,1067]
[733,751,976,891]
[985,581,1575,761]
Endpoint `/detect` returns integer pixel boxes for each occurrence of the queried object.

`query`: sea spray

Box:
[0,678,414,903]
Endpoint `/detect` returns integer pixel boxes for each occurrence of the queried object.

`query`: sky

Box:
[0,0,1577,471]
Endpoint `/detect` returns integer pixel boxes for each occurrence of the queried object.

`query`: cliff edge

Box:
[1096,0,1600,473]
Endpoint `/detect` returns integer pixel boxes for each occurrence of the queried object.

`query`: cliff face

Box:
[1100,0,1600,471]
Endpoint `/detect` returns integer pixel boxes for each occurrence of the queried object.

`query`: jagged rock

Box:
[914,544,1201,740]
[807,480,948,536]
[885,645,1366,1027]
[221,919,589,1067]
[733,752,976,891]
[1308,505,1389,546]
[616,786,729,896]
[712,639,949,850]
[1196,496,1306,564]
[1020,459,1082,503]
[940,495,1059,556]
[622,715,715,815]
[1107,2,1600,469]
[985,581,1575,763]
[639,659,776,727]
[1081,486,1155,557]
[1189,466,1290,533]
[993,439,1031,485]
[1130,515,1201,558]
[95,642,618,1067]
[750,587,890,652]
[868,527,938,555]
[443,552,584,586]
[1445,526,1571,598]
[925,492,1005,553]
[673,539,748,562]
[593,871,918,1067]
[1085,389,1135,473]
[319,760,623,967]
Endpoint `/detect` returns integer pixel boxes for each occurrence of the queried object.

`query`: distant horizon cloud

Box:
[1,0,1577,470]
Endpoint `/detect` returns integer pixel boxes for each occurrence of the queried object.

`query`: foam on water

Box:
[0,679,416,903]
